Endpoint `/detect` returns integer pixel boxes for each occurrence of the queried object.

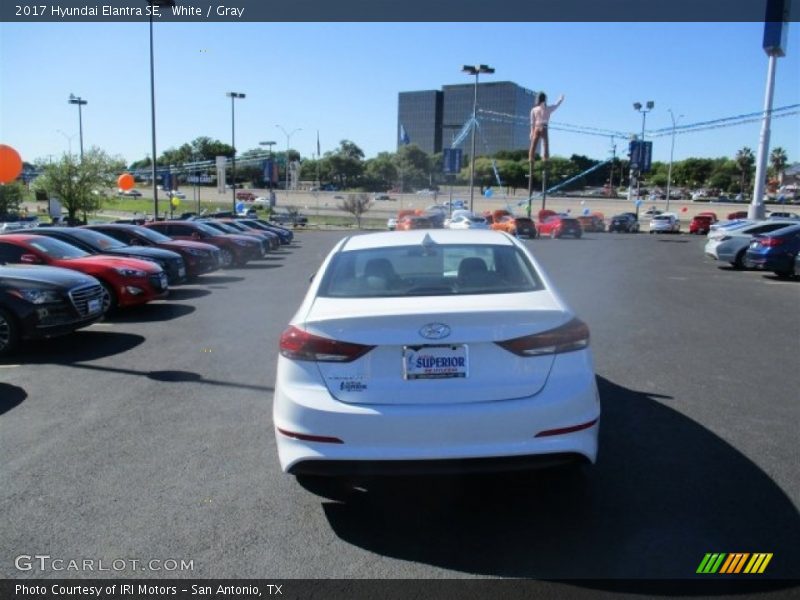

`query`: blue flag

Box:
[399,124,410,145]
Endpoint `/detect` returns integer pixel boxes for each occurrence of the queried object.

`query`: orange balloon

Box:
[118,173,135,191]
[0,144,23,184]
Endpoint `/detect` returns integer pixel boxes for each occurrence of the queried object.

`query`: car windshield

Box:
[64,228,129,250]
[131,226,172,243]
[205,221,239,233]
[194,222,225,236]
[318,244,543,298]
[223,221,248,231]
[27,236,90,259]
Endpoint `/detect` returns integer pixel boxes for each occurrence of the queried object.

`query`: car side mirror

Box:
[20,253,42,264]
[309,272,316,283]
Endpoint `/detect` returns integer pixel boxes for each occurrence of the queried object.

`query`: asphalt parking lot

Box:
[1,230,798,584]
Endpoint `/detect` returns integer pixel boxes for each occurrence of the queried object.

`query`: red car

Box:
[727,210,749,220]
[144,220,262,268]
[537,214,583,239]
[0,234,168,311]
[84,224,221,279]
[689,215,715,234]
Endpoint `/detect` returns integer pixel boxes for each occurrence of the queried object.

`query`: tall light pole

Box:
[276,125,301,196]
[67,94,87,161]
[259,140,276,201]
[226,91,246,213]
[462,64,494,213]
[56,129,76,156]
[665,109,683,213]
[147,0,175,220]
[632,100,654,216]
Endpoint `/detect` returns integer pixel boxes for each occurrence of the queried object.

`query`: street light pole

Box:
[68,94,87,161]
[276,125,301,197]
[56,129,76,156]
[665,109,683,213]
[462,64,494,213]
[227,92,246,213]
[147,0,175,220]
[632,100,654,217]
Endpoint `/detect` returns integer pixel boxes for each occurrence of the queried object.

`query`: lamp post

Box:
[276,125,301,196]
[56,129,77,156]
[259,140,276,202]
[462,64,494,213]
[147,0,175,220]
[226,92,246,213]
[632,100,654,216]
[67,94,87,161]
[665,109,683,213]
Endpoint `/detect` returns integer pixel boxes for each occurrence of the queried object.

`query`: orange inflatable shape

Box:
[117,173,135,191]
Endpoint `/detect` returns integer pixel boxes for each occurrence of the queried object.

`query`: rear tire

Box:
[0,308,20,356]
[774,270,792,279]
[733,250,746,270]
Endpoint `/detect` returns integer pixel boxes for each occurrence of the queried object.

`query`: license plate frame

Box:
[402,344,469,380]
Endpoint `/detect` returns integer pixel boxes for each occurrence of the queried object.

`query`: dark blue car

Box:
[744,223,800,278]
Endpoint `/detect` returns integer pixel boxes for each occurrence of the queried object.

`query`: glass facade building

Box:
[398,81,536,156]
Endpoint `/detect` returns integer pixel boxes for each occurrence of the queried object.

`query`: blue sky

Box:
[1,22,798,166]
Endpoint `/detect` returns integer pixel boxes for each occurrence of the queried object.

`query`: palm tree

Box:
[735,147,755,196]
[770,147,788,186]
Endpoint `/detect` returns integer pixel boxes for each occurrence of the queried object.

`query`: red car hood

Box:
[54,255,162,273]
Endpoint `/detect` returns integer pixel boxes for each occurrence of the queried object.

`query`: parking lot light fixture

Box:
[227,92,246,213]
[462,64,494,213]
[666,109,684,213]
[276,125,302,196]
[147,0,176,219]
[67,94,87,161]
[632,100,654,215]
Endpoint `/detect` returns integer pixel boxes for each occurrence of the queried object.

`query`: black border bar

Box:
[3,0,800,22]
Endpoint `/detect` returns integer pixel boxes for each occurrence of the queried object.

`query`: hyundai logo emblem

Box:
[419,323,451,340]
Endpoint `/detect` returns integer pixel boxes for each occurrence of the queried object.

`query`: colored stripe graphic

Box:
[698,553,773,575]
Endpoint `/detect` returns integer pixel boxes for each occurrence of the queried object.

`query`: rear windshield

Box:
[318,243,543,298]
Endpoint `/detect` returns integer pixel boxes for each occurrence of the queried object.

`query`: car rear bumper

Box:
[273,350,600,474]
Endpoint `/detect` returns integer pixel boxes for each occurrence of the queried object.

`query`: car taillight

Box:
[496,318,590,356]
[279,325,374,362]
[758,237,784,247]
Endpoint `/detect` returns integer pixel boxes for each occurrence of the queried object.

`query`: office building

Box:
[397,81,536,156]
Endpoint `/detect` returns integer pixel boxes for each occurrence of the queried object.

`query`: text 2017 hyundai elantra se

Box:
[273,230,600,491]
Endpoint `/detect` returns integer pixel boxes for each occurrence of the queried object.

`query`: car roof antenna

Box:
[421,233,437,248]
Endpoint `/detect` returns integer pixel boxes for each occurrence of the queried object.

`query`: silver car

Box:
[704,220,798,268]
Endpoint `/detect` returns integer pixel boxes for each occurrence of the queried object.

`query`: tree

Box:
[327,140,366,189]
[735,147,755,195]
[0,181,25,217]
[33,149,124,221]
[339,193,372,229]
[363,153,398,191]
[770,147,788,186]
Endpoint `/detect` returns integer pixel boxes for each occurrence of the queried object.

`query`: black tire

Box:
[733,250,746,270]
[0,307,20,356]
[774,270,792,279]
[219,247,234,269]
[100,281,117,313]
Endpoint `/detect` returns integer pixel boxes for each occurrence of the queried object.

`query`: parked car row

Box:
[0,217,297,355]
[704,218,800,277]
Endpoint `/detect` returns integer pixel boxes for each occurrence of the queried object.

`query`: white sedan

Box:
[649,214,680,233]
[445,213,489,230]
[273,230,600,493]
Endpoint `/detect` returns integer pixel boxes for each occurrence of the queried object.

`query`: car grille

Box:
[68,283,105,317]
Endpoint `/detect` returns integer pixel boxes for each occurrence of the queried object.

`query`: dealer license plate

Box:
[402,345,468,380]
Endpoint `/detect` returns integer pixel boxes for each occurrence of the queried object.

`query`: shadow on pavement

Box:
[239,263,283,270]
[0,383,26,415]
[194,275,246,285]
[165,288,212,301]
[105,303,195,324]
[5,331,145,364]
[319,376,800,589]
